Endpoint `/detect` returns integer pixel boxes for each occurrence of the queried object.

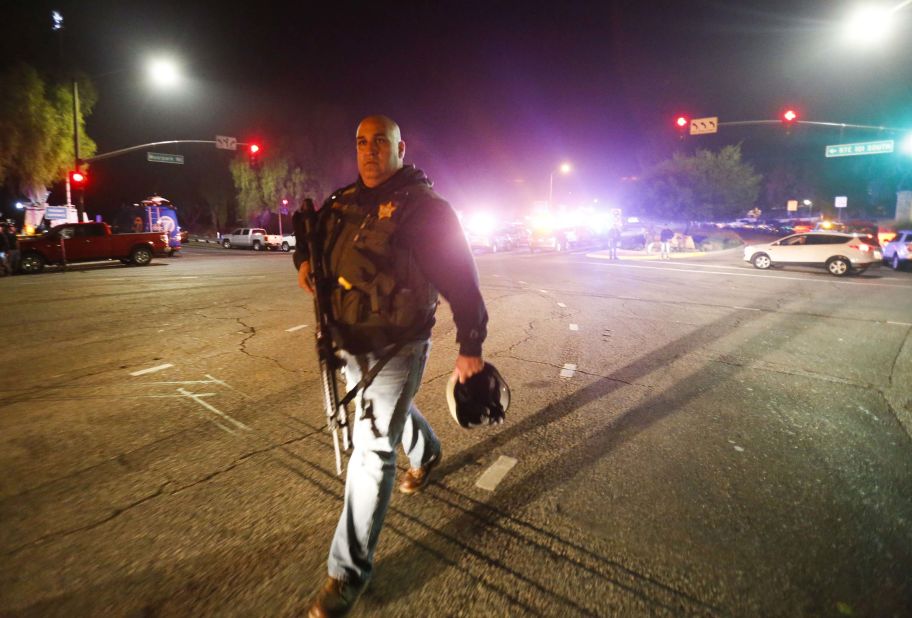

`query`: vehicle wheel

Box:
[222,239,231,249]
[253,240,262,251]
[281,241,290,252]
[751,253,771,270]
[131,246,153,266]
[826,256,850,277]
[892,254,902,270]
[20,253,46,274]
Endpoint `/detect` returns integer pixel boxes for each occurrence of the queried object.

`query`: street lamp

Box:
[803,199,814,219]
[843,5,895,47]
[147,58,181,89]
[66,52,183,216]
[549,162,572,208]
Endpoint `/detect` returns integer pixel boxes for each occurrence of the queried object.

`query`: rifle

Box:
[299,198,351,475]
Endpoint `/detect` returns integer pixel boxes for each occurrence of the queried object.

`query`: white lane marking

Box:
[887,321,912,326]
[733,445,745,452]
[475,456,518,491]
[285,324,308,332]
[732,306,762,311]
[560,363,577,378]
[130,363,174,377]
[517,280,528,284]
[557,302,567,308]
[177,388,251,431]
[178,276,199,279]
[569,324,579,331]
[538,289,549,293]
[590,262,912,288]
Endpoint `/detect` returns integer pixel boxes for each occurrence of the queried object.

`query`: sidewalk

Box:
[586,249,712,261]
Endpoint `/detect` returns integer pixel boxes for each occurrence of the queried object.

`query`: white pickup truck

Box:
[221,228,280,251]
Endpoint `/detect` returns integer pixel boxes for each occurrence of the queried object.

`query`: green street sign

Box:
[825,140,894,158]
[147,152,185,164]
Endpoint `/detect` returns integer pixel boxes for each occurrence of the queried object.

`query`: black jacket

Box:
[294,165,488,356]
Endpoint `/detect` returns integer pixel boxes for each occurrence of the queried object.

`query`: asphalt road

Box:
[2,244,911,617]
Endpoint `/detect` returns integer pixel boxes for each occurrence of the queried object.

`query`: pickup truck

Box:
[19,222,170,274]
[221,228,279,251]
[269,234,296,252]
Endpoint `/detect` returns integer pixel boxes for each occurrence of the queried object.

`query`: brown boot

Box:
[399,450,441,495]
[306,576,366,618]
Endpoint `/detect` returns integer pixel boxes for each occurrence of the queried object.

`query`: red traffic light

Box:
[249,144,260,155]
[675,116,689,129]
[782,109,798,123]
[69,170,87,185]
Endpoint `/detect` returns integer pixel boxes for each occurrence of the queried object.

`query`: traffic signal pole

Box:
[83,140,259,164]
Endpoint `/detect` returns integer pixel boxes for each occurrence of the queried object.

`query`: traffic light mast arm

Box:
[82,139,258,164]
[715,119,910,134]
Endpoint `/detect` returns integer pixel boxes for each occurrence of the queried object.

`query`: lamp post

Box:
[68,54,182,219]
[803,199,813,220]
[549,162,572,208]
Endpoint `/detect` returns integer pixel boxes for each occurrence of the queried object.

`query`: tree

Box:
[636,144,762,221]
[0,63,97,202]
[229,148,325,227]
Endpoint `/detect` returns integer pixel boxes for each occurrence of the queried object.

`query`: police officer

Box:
[296,115,488,617]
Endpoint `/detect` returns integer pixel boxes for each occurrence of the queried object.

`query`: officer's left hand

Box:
[454,355,483,384]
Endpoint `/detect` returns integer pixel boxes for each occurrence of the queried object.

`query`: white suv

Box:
[744,232,882,277]
[882,230,911,271]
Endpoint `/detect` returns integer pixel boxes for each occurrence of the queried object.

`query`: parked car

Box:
[743,232,882,277]
[882,230,912,271]
[221,228,278,251]
[530,226,597,252]
[271,234,296,252]
[18,222,169,274]
[468,228,514,253]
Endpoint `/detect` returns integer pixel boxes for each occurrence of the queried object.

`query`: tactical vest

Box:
[320,185,438,352]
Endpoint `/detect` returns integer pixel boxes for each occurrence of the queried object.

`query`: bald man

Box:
[295,116,488,616]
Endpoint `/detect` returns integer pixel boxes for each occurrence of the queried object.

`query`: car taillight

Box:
[847,243,871,252]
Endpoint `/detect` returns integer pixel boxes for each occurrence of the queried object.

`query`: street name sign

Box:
[787,200,798,212]
[825,140,894,158]
[835,196,848,209]
[147,152,184,165]
[46,206,69,219]
[689,116,719,135]
[215,135,237,150]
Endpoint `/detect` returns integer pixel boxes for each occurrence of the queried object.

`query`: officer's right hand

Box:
[298,262,314,293]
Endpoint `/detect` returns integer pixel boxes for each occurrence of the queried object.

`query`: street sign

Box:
[825,140,894,158]
[215,135,237,150]
[46,206,69,219]
[147,152,184,165]
[835,196,848,208]
[689,116,719,135]
[787,200,798,212]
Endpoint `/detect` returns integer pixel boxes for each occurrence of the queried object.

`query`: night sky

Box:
[3,0,911,221]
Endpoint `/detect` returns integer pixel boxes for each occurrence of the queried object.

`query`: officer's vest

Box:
[321,185,438,352]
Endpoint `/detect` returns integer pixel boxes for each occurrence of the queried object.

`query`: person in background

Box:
[607,224,621,260]
[660,225,674,260]
[3,223,20,274]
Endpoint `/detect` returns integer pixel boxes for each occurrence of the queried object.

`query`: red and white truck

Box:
[18,222,170,274]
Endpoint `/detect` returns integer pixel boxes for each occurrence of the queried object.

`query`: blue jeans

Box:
[327,340,439,584]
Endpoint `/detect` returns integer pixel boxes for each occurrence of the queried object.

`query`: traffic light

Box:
[69,170,87,187]
[248,143,261,168]
[674,115,689,140]
[782,109,798,123]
